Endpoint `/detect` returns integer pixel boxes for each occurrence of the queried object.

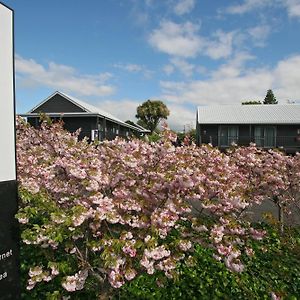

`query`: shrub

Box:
[16,117,300,298]
[118,225,300,299]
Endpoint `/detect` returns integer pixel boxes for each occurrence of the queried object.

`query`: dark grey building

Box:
[20,91,149,141]
[196,104,300,153]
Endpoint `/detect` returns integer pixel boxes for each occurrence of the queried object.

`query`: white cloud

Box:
[160,54,300,105]
[174,0,196,15]
[148,20,204,58]
[169,57,195,76]
[149,20,237,60]
[160,71,273,105]
[114,63,143,72]
[149,21,238,59]
[273,55,300,100]
[224,0,300,19]
[204,30,236,60]
[196,65,208,75]
[211,52,255,79]
[15,55,115,97]
[248,25,271,47]
[163,64,175,75]
[113,63,154,79]
[129,0,150,26]
[224,0,274,14]
[97,99,141,122]
[166,103,195,131]
[283,0,300,18]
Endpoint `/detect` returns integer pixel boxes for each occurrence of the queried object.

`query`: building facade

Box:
[20,91,149,141]
[196,104,300,153]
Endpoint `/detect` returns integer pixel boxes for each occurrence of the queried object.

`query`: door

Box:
[254,126,276,147]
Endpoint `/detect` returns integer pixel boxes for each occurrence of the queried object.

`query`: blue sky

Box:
[5,0,300,131]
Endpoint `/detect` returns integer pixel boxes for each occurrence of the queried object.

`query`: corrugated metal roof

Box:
[59,92,126,123]
[197,104,300,124]
[129,123,151,132]
[26,91,147,132]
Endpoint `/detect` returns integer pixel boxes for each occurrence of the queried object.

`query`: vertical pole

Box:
[103,118,106,140]
[0,2,20,299]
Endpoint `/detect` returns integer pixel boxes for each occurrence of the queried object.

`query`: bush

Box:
[118,225,300,299]
[16,117,300,298]
[118,244,242,300]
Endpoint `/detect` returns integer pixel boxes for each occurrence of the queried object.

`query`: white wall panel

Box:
[0,4,16,182]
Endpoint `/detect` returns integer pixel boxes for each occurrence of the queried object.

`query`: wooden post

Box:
[0,2,20,299]
[103,118,107,140]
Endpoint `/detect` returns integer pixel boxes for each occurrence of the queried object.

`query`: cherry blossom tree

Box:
[16,117,299,296]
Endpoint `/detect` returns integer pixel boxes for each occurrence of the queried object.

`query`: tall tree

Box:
[136,100,170,134]
[263,89,278,104]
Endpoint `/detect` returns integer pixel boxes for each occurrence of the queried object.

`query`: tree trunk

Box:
[278,203,284,234]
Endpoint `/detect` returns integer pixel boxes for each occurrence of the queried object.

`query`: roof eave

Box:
[197,121,300,125]
[18,112,146,132]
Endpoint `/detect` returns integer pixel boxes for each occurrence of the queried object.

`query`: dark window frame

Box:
[254,126,276,148]
[218,125,239,147]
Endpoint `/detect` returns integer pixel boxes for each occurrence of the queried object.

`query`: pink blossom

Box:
[217,244,232,256]
[69,168,87,179]
[62,269,88,292]
[108,270,125,288]
[192,224,208,232]
[250,228,266,240]
[29,266,43,277]
[140,256,155,274]
[124,268,137,281]
[16,117,300,291]
[73,214,86,226]
[178,240,192,251]
[144,245,171,260]
[144,235,151,243]
[62,277,77,292]
[122,244,137,257]
[245,247,254,257]
[18,217,29,224]
[211,225,225,243]
[271,292,282,300]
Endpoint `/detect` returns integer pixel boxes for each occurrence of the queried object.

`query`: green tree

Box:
[242,101,262,105]
[136,100,170,134]
[263,89,278,104]
[125,120,137,127]
[136,119,149,130]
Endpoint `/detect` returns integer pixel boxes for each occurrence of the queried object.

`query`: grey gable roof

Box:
[25,91,147,132]
[197,104,300,125]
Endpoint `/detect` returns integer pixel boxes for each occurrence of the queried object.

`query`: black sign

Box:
[0,2,20,299]
[0,181,20,300]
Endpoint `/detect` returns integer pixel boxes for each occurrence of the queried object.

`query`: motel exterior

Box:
[20,91,149,141]
[196,104,300,154]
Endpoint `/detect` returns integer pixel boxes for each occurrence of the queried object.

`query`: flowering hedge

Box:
[16,117,300,298]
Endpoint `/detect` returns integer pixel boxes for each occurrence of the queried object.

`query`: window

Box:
[219,126,238,147]
[254,126,276,147]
